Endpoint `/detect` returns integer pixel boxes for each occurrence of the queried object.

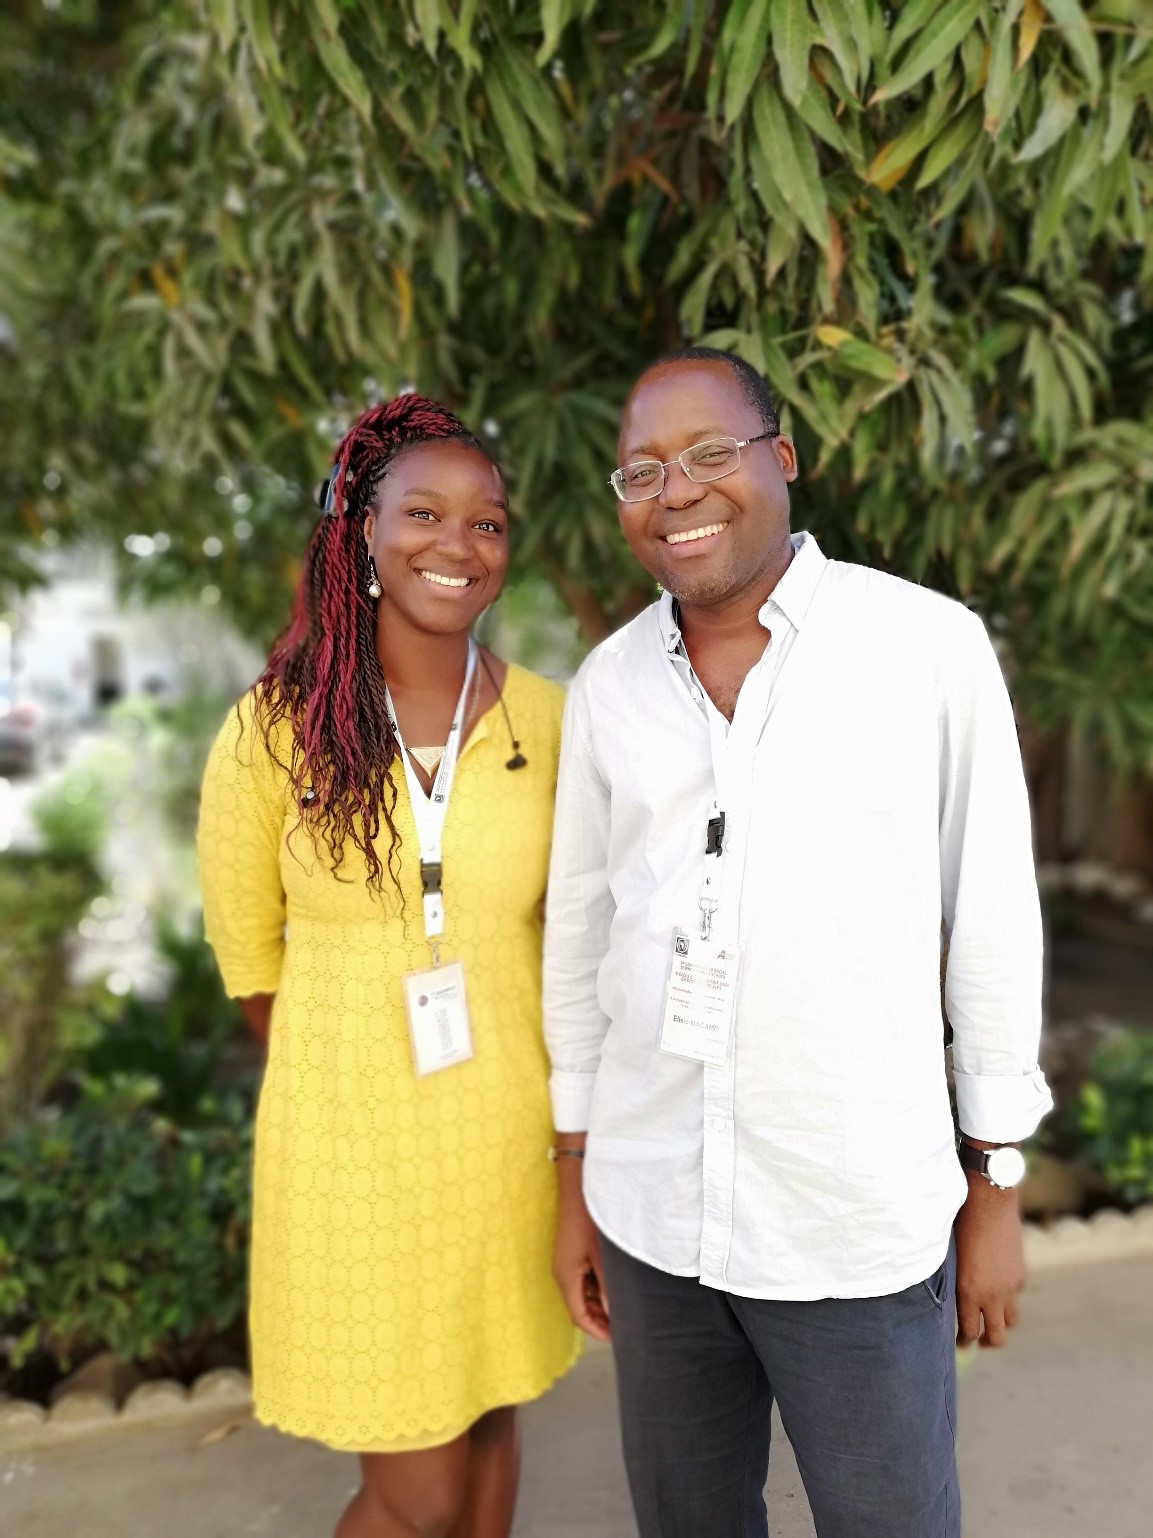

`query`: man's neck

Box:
[677,534,795,654]
[375,604,471,697]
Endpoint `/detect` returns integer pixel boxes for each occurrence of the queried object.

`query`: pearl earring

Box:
[366,556,382,600]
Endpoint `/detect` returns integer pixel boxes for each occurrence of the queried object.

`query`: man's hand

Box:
[551,1135,610,1342]
[954,1161,1025,1348]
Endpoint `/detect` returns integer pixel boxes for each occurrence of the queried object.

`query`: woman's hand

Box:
[552,1138,611,1342]
[240,994,273,1048]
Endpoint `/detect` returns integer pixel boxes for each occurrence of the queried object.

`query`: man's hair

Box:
[646,347,780,435]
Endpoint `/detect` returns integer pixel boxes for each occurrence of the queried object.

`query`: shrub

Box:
[0,853,104,1131]
[1076,1029,1153,1207]
[83,918,247,1125]
[30,770,110,867]
[0,1076,252,1370]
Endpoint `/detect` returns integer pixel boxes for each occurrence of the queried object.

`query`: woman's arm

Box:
[197,697,287,1004]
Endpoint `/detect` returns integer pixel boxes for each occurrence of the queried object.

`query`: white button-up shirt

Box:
[543,533,1052,1300]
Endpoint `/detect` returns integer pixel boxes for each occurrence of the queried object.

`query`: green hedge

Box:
[1077,1030,1153,1207]
[0,1078,251,1370]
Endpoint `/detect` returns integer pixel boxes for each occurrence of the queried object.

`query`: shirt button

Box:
[710,1117,726,1133]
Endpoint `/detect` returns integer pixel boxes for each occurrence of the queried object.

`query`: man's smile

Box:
[662,521,729,547]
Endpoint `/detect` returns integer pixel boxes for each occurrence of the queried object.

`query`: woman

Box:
[197,394,580,1538]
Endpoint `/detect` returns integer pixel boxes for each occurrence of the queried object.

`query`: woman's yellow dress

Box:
[197,665,580,1452]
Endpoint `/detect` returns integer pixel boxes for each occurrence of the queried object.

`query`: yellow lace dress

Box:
[197,666,580,1452]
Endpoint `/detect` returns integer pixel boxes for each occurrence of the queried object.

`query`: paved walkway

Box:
[3,1256,1150,1538]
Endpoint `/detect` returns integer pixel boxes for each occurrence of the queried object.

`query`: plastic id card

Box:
[402,961,474,1077]
[659,932,740,1067]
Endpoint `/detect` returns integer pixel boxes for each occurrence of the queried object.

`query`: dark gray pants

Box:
[600,1233,959,1538]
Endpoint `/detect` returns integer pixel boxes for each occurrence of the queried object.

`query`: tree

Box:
[1,1,1150,761]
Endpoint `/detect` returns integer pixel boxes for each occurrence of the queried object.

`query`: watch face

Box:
[986,1147,1027,1188]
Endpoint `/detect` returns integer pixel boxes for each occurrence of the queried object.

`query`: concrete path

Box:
[3,1256,1150,1538]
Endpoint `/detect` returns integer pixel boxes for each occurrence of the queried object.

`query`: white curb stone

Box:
[122,1381,190,1419]
[47,1391,117,1427]
[189,1367,252,1409]
[1024,1203,1153,1271]
[0,1400,46,1435]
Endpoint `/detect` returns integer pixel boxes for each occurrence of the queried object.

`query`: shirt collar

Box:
[657,531,826,653]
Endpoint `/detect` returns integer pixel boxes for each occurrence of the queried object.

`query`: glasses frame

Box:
[609,430,778,503]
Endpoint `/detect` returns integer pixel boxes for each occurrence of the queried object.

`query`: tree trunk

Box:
[551,570,656,650]
[1018,717,1067,864]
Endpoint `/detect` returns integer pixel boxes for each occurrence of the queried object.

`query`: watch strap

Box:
[957,1140,988,1177]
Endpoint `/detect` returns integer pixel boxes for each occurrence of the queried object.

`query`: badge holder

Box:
[659,811,740,1067]
[388,646,478,1078]
[402,862,475,1077]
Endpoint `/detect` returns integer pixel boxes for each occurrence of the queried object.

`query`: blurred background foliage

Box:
[0,0,1150,758]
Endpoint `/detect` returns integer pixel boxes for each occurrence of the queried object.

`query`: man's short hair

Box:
[645,346,780,435]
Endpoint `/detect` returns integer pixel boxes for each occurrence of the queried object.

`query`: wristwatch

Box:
[958,1139,1027,1191]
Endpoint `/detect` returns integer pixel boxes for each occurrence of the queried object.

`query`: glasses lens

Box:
[615,461,664,501]
[683,439,740,482]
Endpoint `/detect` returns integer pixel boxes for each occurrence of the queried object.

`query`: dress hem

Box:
[252,1338,583,1455]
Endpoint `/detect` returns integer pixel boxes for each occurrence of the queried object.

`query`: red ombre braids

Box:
[250,394,488,893]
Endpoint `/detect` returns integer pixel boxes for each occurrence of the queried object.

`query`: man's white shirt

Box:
[543,532,1052,1300]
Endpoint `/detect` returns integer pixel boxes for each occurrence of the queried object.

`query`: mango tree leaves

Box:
[0,0,1149,761]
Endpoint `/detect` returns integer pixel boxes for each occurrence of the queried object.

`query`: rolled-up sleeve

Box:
[543,668,615,1132]
[939,611,1053,1142]
[197,696,287,999]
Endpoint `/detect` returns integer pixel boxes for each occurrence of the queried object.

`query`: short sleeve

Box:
[197,694,288,998]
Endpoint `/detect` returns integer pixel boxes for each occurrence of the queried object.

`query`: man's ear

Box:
[773,436,799,483]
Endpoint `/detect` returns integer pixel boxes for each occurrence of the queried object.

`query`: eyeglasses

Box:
[609,432,778,503]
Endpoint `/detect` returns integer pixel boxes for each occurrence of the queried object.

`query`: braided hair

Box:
[252,394,489,893]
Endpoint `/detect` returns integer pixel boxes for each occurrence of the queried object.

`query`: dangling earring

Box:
[366,556,382,599]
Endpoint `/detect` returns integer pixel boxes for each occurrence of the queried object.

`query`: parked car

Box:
[0,683,70,775]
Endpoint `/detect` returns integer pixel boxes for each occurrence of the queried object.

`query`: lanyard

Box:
[687,639,780,943]
[385,640,477,952]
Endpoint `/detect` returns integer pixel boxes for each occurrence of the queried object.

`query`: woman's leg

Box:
[334,1435,471,1538]
[450,1407,521,1538]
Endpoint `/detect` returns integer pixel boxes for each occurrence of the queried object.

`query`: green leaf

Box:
[414,0,442,57]
[1041,0,1103,102]
[207,0,238,51]
[1015,82,1079,162]
[305,2,372,121]
[916,99,983,188]
[636,5,684,64]
[866,80,959,185]
[772,0,814,107]
[887,0,947,60]
[820,329,907,382]
[1103,87,1138,165]
[537,0,569,65]
[485,73,537,197]
[796,76,854,160]
[431,205,461,318]
[929,139,987,224]
[983,0,1021,135]
[751,84,830,247]
[1002,286,1052,318]
[724,0,773,125]
[686,0,713,79]
[494,43,567,166]
[871,0,982,103]
[811,0,859,92]
[240,0,283,80]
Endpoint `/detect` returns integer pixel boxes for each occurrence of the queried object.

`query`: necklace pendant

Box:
[409,745,446,777]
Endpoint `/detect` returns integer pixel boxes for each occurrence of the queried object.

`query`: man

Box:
[543,348,1052,1538]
